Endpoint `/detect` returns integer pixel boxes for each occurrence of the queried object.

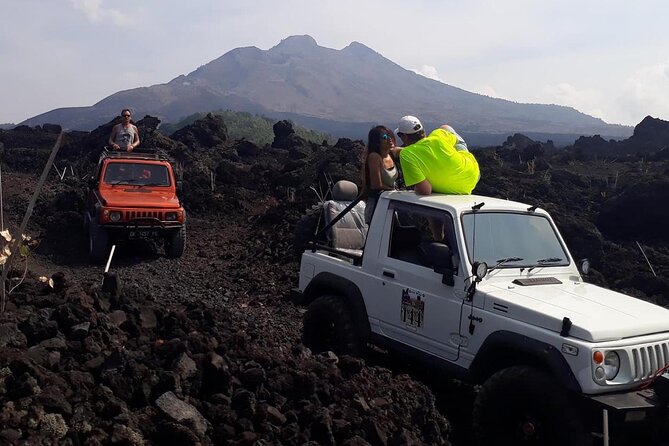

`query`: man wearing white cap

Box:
[394,115,479,195]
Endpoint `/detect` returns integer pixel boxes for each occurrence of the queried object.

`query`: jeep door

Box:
[366,202,466,361]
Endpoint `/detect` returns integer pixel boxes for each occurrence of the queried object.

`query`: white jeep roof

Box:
[382,191,541,215]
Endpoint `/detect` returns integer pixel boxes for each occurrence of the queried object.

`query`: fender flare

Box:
[302,272,371,341]
[469,330,582,393]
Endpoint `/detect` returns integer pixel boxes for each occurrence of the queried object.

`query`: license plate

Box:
[129,230,157,239]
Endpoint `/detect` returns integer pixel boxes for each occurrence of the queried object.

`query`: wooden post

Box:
[1,132,63,312]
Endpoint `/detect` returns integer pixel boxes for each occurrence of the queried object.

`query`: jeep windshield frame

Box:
[461,211,569,269]
[102,161,171,187]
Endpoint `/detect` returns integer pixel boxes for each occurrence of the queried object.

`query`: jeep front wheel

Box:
[472,366,589,446]
[89,221,109,263]
[164,226,186,258]
[303,295,364,356]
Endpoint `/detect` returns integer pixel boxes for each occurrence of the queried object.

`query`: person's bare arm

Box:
[128,125,140,152]
[390,146,403,158]
[108,125,119,149]
[367,153,387,191]
[413,179,432,195]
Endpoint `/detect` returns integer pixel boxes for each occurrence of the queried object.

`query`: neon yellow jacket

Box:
[399,128,480,194]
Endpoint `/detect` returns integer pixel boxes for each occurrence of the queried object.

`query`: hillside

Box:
[21,35,631,145]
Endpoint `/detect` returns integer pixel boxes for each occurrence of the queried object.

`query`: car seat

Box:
[323,180,367,255]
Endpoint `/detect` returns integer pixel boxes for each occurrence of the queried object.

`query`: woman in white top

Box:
[361,125,398,224]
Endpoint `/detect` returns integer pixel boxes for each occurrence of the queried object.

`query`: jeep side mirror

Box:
[427,242,455,287]
[579,258,590,276]
[176,180,183,192]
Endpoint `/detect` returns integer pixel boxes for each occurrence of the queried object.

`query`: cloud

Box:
[543,83,607,121]
[617,60,669,124]
[412,65,444,83]
[541,61,669,126]
[68,0,132,27]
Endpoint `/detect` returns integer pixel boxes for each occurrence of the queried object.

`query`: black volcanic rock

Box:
[2,111,669,445]
[273,120,295,139]
[0,125,60,149]
[627,116,669,151]
[171,113,228,149]
[572,116,669,157]
[233,140,261,158]
[272,120,310,152]
[502,133,536,150]
[597,180,669,242]
[501,134,547,162]
[573,134,611,152]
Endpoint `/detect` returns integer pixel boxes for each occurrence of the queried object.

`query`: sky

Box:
[2,0,669,127]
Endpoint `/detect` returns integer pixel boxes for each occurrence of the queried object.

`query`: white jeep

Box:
[294,181,669,445]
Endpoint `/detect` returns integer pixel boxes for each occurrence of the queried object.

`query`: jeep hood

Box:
[479,280,669,342]
[99,189,181,209]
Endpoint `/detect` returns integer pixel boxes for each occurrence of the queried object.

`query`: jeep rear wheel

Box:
[164,226,186,258]
[89,221,110,263]
[472,366,589,446]
[303,295,364,356]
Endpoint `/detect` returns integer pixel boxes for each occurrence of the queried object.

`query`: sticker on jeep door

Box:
[401,288,425,328]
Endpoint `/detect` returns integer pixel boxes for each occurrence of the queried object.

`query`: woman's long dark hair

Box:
[362,125,394,194]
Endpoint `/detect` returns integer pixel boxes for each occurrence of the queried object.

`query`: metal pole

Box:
[104,245,116,274]
[636,241,657,277]
[603,409,609,446]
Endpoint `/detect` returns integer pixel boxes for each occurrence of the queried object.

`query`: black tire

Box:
[303,295,364,356]
[472,366,589,446]
[164,226,186,258]
[89,220,110,263]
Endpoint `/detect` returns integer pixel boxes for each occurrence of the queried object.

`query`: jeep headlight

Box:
[593,350,621,383]
[109,211,122,222]
[165,212,178,221]
[604,351,620,380]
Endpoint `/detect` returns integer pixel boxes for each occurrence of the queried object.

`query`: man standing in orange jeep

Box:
[109,108,140,152]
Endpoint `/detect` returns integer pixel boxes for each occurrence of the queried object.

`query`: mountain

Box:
[21,35,632,145]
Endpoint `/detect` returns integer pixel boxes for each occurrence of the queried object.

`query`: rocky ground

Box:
[0,114,668,445]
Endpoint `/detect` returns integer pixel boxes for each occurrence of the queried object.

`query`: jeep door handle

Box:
[382,270,395,279]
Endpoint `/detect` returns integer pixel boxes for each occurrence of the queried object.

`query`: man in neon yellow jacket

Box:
[393,115,480,195]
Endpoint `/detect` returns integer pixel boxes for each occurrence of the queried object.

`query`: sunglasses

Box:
[381,134,392,140]
[122,114,131,117]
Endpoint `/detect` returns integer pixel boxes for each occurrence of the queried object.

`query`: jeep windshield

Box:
[102,162,171,187]
[461,212,569,269]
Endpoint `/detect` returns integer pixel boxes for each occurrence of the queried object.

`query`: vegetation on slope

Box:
[159,110,336,146]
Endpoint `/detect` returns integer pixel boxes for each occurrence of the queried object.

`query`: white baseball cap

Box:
[395,115,424,135]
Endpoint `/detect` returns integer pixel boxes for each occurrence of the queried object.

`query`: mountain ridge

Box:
[21,35,632,144]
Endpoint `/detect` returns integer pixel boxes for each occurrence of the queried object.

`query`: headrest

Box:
[331,180,358,201]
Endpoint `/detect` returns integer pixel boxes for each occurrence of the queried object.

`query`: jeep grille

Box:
[631,342,669,381]
[125,211,164,220]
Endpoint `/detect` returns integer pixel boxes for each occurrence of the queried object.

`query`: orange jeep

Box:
[85,149,186,262]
